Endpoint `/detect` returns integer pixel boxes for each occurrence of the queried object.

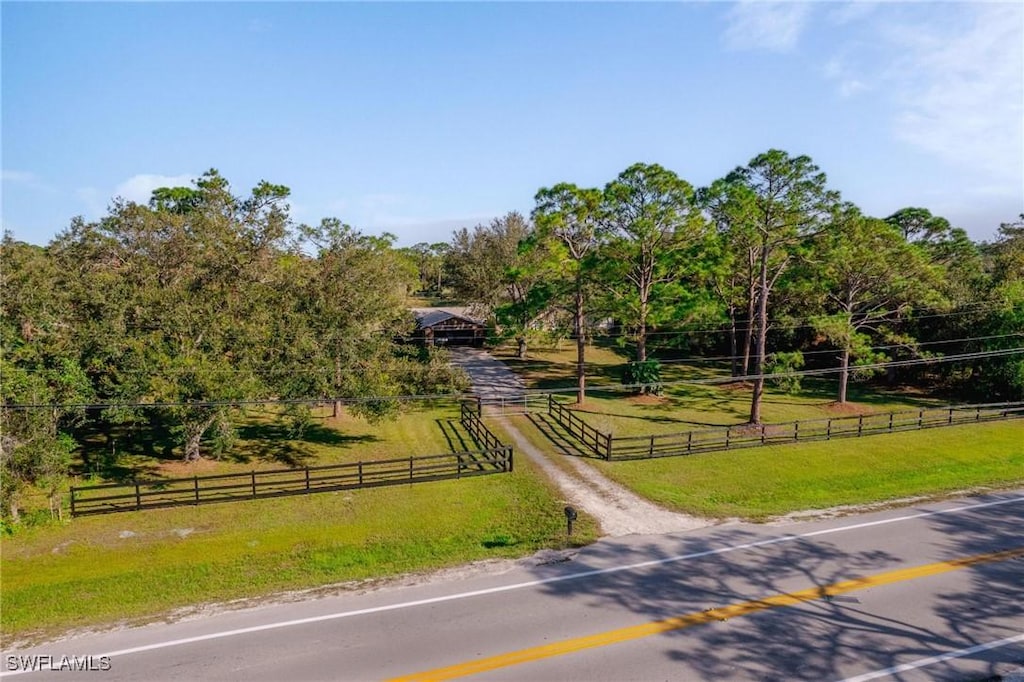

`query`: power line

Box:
[5,346,1022,411]
[11,332,1022,376]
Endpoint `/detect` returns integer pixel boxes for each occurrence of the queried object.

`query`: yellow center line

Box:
[386,546,1024,682]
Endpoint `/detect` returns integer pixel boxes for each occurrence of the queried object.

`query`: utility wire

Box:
[5,346,1022,411]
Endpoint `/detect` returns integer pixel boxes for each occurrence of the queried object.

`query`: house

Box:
[410,307,487,347]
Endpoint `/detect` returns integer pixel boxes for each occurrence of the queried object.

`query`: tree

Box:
[531,184,603,403]
[712,150,839,424]
[600,163,710,364]
[294,219,419,418]
[884,207,951,243]
[401,242,449,295]
[700,183,760,377]
[810,207,942,403]
[0,235,91,521]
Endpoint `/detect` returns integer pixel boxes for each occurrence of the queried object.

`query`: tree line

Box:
[1,170,466,521]
[2,152,1022,523]
[435,151,1023,418]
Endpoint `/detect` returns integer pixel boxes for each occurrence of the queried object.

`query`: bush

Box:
[622,360,662,395]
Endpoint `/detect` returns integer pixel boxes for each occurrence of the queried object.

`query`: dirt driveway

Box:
[448,347,525,398]
[448,346,712,537]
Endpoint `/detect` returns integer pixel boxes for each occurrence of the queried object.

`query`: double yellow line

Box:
[388,546,1024,682]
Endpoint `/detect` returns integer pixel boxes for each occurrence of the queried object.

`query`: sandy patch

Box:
[497,417,714,537]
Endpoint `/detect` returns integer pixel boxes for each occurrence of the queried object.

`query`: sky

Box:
[2,1,1022,247]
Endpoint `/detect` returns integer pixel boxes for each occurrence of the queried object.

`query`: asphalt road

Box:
[5,492,1024,682]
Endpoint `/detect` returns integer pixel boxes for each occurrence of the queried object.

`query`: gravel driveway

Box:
[448,347,526,398]
[447,346,711,537]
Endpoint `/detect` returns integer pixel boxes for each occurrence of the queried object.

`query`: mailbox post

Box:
[564,505,578,536]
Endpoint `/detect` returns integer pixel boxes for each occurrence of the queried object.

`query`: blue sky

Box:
[3,1,1022,247]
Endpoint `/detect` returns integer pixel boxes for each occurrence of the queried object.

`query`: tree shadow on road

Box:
[523,496,1024,680]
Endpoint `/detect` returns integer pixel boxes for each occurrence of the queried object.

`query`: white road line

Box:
[835,632,1024,682]
[3,494,1022,677]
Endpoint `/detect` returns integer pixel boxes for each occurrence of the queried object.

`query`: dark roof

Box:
[410,307,485,329]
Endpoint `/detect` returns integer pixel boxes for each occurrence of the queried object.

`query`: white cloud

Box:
[2,169,56,193]
[75,187,106,219]
[113,174,195,204]
[886,4,1023,182]
[2,170,36,183]
[821,55,870,98]
[838,78,868,98]
[827,2,878,26]
[722,1,812,52]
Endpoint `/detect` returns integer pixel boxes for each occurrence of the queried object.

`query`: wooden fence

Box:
[547,395,613,459]
[473,393,548,416]
[547,397,1024,461]
[71,426,512,517]
[460,400,510,461]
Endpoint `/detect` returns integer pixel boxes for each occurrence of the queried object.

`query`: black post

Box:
[251,471,257,498]
[564,506,577,536]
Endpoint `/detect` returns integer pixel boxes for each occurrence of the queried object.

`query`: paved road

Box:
[5,492,1023,681]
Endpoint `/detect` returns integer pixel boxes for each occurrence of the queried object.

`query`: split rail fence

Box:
[71,402,511,517]
[547,396,1024,461]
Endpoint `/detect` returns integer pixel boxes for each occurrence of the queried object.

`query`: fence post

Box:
[761,424,766,445]
[409,456,414,481]
[976,407,980,421]
[138,479,144,510]
[305,467,310,492]
[687,432,692,454]
[358,461,363,486]
[251,472,256,498]
[889,413,894,432]
[70,487,77,517]
[649,434,655,457]
[827,419,832,440]
[858,415,863,437]
[948,408,953,425]
[794,422,799,442]
[195,476,201,504]
[726,427,731,448]
[606,433,612,460]
[508,446,514,473]
[918,410,923,428]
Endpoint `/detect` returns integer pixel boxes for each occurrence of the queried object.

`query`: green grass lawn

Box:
[494,339,944,438]
[2,403,599,642]
[508,413,1023,520]
[74,403,466,483]
[589,421,1024,519]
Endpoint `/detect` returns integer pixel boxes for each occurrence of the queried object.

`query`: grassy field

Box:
[494,339,1022,519]
[496,340,944,436]
[511,413,1023,519]
[74,403,466,484]
[591,421,1024,519]
[1,404,599,642]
